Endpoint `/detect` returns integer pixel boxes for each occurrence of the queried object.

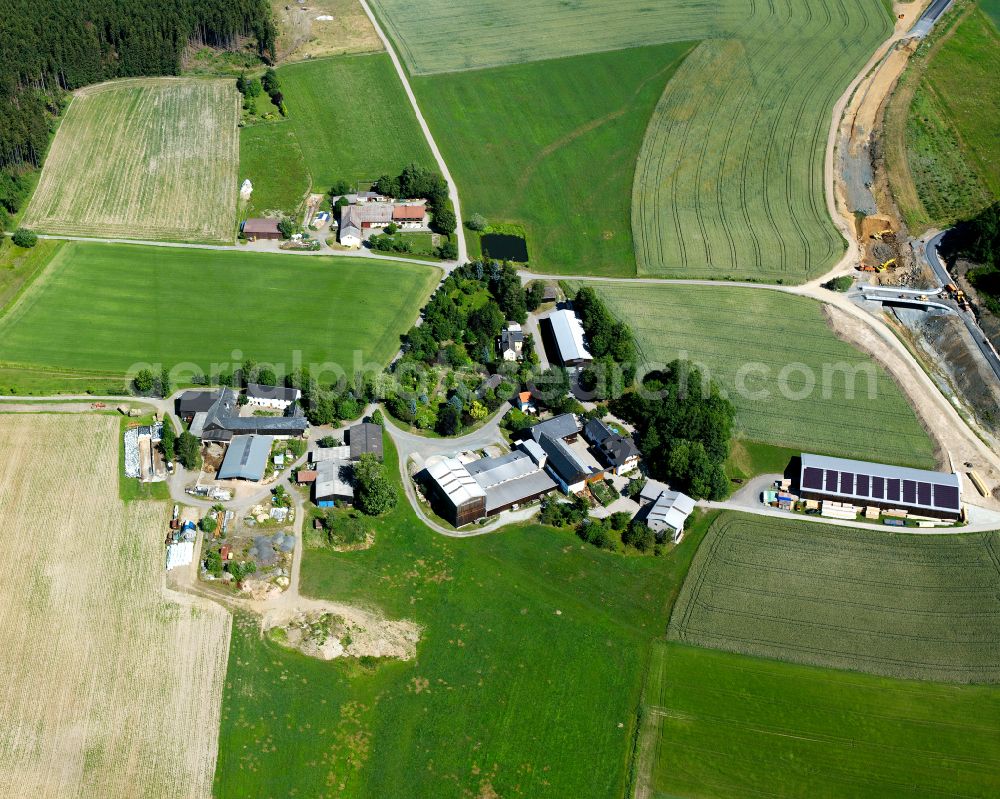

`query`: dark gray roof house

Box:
[191,388,308,442]
[539,434,600,488]
[349,423,383,460]
[584,418,639,470]
[176,389,223,421]
[529,413,581,444]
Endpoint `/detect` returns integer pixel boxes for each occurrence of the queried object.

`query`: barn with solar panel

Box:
[798,453,962,521]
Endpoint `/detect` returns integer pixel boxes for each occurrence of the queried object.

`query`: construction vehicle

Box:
[858,264,876,272]
[879,258,896,271]
[871,228,894,241]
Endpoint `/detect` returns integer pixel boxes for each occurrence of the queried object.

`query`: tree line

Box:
[0,0,275,222]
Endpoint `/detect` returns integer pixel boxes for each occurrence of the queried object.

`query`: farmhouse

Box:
[190,388,308,442]
[638,481,695,543]
[392,203,427,228]
[242,218,282,240]
[423,440,557,526]
[498,322,524,361]
[217,435,273,482]
[246,383,301,411]
[543,308,592,367]
[798,453,962,520]
[583,418,640,475]
[527,414,605,493]
[337,200,428,245]
[349,423,384,461]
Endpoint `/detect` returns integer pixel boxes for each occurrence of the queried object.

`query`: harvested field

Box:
[0,414,231,797]
[643,643,1000,798]
[580,281,937,468]
[669,513,1000,682]
[23,78,239,244]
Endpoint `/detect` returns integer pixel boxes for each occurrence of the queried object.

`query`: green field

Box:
[669,513,1000,682]
[886,3,1000,229]
[642,643,1000,798]
[238,122,310,219]
[214,432,718,797]
[581,282,936,468]
[23,78,239,244]
[0,242,438,383]
[280,54,435,190]
[375,0,890,281]
[0,238,62,314]
[415,44,692,276]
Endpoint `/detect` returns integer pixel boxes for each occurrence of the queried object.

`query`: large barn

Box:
[798,453,962,520]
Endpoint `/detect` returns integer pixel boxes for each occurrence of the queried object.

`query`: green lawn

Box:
[579,282,937,468]
[414,43,693,276]
[279,54,435,190]
[214,432,720,797]
[669,513,1000,682]
[0,238,62,314]
[238,121,310,219]
[0,242,439,387]
[644,643,1000,798]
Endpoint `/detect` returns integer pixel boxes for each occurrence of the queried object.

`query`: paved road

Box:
[909,0,954,38]
[357,0,467,265]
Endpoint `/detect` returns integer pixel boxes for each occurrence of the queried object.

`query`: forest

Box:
[0,0,275,221]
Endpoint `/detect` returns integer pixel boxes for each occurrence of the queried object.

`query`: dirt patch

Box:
[273,0,382,62]
[262,602,419,660]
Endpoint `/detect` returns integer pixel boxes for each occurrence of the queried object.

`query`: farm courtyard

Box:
[0,414,231,798]
[22,77,239,244]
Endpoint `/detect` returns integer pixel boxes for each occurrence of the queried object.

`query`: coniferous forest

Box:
[0,0,275,221]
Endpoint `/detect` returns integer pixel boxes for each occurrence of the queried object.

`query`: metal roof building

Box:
[545,309,592,366]
[798,453,961,519]
[314,459,354,506]
[425,457,487,526]
[217,435,273,481]
[349,423,384,461]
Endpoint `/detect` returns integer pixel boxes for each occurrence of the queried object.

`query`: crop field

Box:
[375,0,891,281]
[640,643,1000,798]
[214,433,718,797]
[669,513,1000,682]
[279,54,435,190]
[0,242,439,383]
[885,4,1000,229]
[23,78,239,244]
[581,282,936,468]
[415,43,692,276]
[0,414,231,797]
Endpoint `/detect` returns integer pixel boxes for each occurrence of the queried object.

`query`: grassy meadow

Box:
[0,238,62,314]
[214,432,719,797]
[642,643,1000,798]
[23,78,239,243]
[415,43,693,276]
[238,122,310,219]
[280,54,435,190]
[886,2,1000,229]
[580,281,937,468]
[669,513,1000,682]
[0,242,438,386]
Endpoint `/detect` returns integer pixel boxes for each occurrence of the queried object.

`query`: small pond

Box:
[481,233,529,262]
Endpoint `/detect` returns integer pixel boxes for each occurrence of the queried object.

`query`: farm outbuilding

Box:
[349,423,383,461]
[543,309,591,367]
[217,435,273,482]
[242,218,282,240]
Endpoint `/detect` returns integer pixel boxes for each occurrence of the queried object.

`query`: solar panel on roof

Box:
[825,470,838,491]
[917,482,932,506]
[872,476,884,499]
[839,472,854,494]
[902,480,916,504]
[934,484,959,509]
[803,467,823,490]
[856,474,869,496]
[887,479,900,501]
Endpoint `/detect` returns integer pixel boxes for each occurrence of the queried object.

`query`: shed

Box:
[242,218,282,240]
[217,435,273,481]
[349,423,384,461]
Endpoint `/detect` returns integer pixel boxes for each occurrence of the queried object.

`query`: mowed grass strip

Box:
[369,0,740,74]
[214,433,717,798]
[278,54,435,188]
[580,281,936,468]
[414,43,693,276]
[0,242,439,377]
[669,513,1000,682]
[23,77,239,244]
[632,0,891,281]
[646,643,1000,798]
